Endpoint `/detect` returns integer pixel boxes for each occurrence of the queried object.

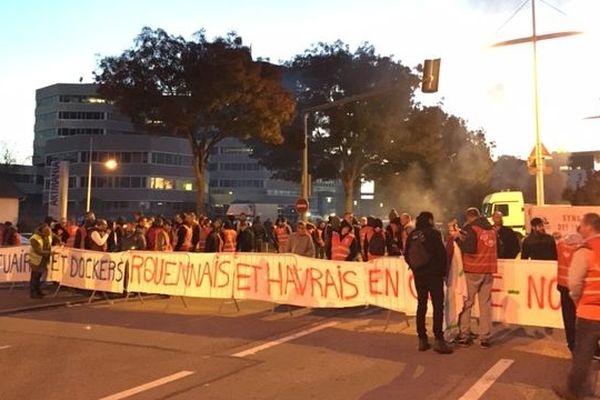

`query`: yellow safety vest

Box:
[29,233,52,267]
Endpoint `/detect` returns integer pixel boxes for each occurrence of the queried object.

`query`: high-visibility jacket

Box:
[557,240,580,288]
[65,225,78,247]
[462,225,498,274]
[576,237,600,321]
[360,226,372,255]
[29,233,52,268]
[332,231,355,261]
[222,229,237,252]
[178,225,193,251]
[147,228,171,251]
[274,226,290,253]
[198,226,211,252]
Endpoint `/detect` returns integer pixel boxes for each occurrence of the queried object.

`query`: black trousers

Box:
[30,270,43,295]
[558,285,576,352]
[414,273,445,340]
[568,318,600,397]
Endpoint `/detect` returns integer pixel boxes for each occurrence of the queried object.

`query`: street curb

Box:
[0,294,160,316]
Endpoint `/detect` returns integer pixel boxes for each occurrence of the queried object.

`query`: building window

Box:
[150,177,175,190]
[58,128,104,136]
[58,111,105,120]
[182,182,193,191]
[151,152,192,166]
[58,95,106,104]
[218,179,264,188]
[219,163,261,171]
[220,147,254,155]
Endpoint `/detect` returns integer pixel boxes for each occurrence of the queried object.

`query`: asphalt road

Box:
[0,296,593,400]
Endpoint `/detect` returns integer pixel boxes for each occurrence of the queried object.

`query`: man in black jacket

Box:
[522,218,558,260]
[405,211,453,354]
[492,212,521,259]
[236,221,255,252]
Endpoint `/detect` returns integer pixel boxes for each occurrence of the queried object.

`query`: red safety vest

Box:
[557,240,580,288]
[577,237,600,321]
[65,225,78,247]
[332,231,355,261]
[222,229,237,252]
[275,226,290,253]
[462,225,498,274]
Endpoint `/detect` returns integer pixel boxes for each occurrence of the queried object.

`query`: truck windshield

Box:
[482,203,493,217]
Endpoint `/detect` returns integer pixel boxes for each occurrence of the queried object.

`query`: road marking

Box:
[98,370,194,400]
[0,345,11,350]
[231,321,339,358]
[458,359,514,400]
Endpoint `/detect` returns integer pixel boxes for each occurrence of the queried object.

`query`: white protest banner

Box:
[123,251,566,329]
[0,246,31,283]
[231,253,367,308]
[127,251,234,298]
[47,247,126,293]
[364,257,412,313]
[491,259,562,329]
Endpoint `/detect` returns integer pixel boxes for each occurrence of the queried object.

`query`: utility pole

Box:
[531,0,544,206]
[492,0,581,206]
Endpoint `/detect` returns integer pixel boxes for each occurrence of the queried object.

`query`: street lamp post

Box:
[85,136,118,213]
[86,137,93,213]
[492,0,581,206]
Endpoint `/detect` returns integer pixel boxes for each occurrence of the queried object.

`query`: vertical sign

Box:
[48,161,69,220]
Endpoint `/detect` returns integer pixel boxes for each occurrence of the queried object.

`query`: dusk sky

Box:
[0,0,598,163]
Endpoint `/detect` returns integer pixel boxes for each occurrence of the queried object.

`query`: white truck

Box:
[482,191,600,237]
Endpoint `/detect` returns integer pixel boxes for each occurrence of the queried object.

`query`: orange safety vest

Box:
[275,226,290,253]
[576,237,600,321]
[179,225,193,251]
[557,240,580,288]
[222,229,237,252]
[360,226,372,244]
[198,226,211,252]
[332,231,355,261]
[65,225,78,247]
[462,225,498,274]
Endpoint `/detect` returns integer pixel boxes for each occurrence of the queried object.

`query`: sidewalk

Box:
[0,284,90,315]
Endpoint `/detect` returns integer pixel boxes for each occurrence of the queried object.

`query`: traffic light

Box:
[422,58,441,93]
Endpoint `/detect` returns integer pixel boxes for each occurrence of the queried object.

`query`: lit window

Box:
[183,182,193,191]
[150,177,174,190]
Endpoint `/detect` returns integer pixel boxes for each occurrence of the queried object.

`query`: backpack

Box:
[407,230,430,270]
[369,231,386,256]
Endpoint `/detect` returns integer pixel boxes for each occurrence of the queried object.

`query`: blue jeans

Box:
[568,317,600,397]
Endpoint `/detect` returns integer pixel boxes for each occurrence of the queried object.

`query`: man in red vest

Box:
[556,232,583,354]
[555,213,600,400]
[456,207,498,348]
